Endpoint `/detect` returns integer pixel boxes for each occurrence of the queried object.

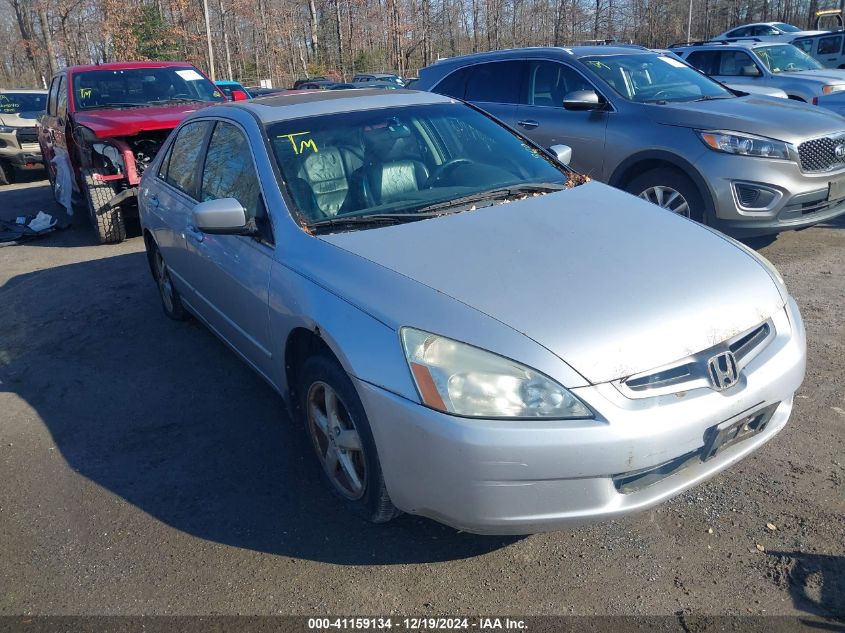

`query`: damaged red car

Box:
[38,61,226,243]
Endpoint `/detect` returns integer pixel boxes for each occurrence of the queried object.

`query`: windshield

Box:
[267,103,572,230]
[72,67,226,110]
[773,23,801,32]
[580,53,733,103]
[0,93,47,115]
[756,45,823,72]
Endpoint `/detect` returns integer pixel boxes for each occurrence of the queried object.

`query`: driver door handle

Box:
[518,119,539,129]
[185,224,205,243]
[148,194,159,208]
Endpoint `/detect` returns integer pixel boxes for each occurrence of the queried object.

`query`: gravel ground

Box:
[0,177,842,619]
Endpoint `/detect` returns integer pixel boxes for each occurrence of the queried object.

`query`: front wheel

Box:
[149,241,188,320]
[82,168,126,243]
[0,160,13,186]
[297,352,400,523]
[625,167,705,223]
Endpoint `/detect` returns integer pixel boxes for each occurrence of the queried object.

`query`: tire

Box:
[625,167,705,223]
[149,241,188,321]
[297,352,400,524]
[82,167,126,244]
[0,160,13,186]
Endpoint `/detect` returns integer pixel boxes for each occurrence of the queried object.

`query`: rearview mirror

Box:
[563,90,601,111]
[192,198,253,235]
[548,144,573,165]
[231,89,249,101]
[741,65,761,77]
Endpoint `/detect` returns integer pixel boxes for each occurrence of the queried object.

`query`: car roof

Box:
[0,88,47,94]
[674,40,790,50]
[430,45,650,68]
[65,61,200,73]
[215,80,242,85]
[210,89,453,123]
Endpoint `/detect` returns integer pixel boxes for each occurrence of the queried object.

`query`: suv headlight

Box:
[822,84,845,95]
[697,130,791,160]
[0,125,15,134]
[400,327,592,419]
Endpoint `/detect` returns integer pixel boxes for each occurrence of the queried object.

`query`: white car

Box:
[713,22,826,42]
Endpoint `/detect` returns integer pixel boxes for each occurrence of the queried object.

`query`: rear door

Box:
[462,61,526,128]
[514,60,609,178]
[181,119,275,378]
[38,73,66,181]
[815,34,844,67]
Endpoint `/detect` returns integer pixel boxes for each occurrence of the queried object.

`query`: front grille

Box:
[15,127,38,144]
[797,135,845,172]
[621,321,773,395]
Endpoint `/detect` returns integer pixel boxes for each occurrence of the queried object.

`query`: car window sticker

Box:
[278,132,319,155]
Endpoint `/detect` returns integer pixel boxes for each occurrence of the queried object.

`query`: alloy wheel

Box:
[638,185,691,218]
[306,381,367,500]
[155,251,175,313]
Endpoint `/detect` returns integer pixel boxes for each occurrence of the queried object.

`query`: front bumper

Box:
[0,144,43,168]
[358,299,806,534]
[698,151,845,236]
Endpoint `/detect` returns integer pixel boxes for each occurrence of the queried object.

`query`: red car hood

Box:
[74,102,216,138]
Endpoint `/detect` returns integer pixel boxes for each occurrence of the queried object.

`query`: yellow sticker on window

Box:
[80,88,92,99]
[213,91,221,98]
[278,131,319,155]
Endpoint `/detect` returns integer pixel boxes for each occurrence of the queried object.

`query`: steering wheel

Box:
[650,89,675,101]
[425,158,473,188]
[783,63,799,71]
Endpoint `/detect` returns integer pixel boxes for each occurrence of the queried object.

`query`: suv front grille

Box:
[797,135,845,172]
[15,127,38,144]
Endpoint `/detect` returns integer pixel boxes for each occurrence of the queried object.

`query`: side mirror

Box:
[548,144,573,165]
[192,198,253,235]
[563,90,601,111]
[231,89,249,101]
[742,65,761,77]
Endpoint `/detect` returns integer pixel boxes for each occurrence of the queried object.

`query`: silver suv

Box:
[672,41,845,103]
[415,46,845,236]
[0,89,47,185]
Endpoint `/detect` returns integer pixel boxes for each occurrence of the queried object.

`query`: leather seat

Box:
[359,125,429,206]
[296,146,362,217]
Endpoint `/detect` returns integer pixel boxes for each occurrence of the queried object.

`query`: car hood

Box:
[319,182,785,384]
[73,102,216,138]
[780,69,845,84]
[0,112,38,127]
[648,95,845,143]
[724,83,786,98]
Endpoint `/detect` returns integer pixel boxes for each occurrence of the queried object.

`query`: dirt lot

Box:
[0,176,843,620]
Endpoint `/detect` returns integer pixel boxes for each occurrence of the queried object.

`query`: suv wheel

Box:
[82,168,126,244]
[626,168,705,222]
[0,160,14,186]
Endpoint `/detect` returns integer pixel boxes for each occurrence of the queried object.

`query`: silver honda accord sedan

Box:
[138,89,806,534]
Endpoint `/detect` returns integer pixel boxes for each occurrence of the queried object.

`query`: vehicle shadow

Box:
[767,551,845,621]
[0,252,518,565]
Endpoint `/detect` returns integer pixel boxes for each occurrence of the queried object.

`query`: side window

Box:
[465,61,525,103]
[47,77,59,115]
[433,66,471,99]
[793,38,813,54]
[685,51,718,74]
[818,35,842,55]
[56,75,68,117]
[163,121,210,196]
[716,51,758,76]
[200,122,263,221]
[527,61,594,107]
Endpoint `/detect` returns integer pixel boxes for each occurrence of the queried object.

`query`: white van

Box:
[793,32,845,69]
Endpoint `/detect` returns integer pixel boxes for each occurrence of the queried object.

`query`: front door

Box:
[514,60,609,179]
[182,120,275,378]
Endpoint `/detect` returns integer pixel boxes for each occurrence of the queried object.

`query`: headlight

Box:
[822,84,845,95]
[0,126,15,134]
[400,327,592,419]
[697,130,791,160]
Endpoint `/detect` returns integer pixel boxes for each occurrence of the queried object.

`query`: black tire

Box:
[297,352,400,524]
[82,167,126,244]
[625,167,706,223]
[148,241,188,321]
[0,160,13,186]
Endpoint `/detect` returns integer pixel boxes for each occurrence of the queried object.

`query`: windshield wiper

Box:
[306,213,437,233]
[692,95,733,102]
[407,183,568,216]
[86,103,144,109]
[153,97,207,104]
